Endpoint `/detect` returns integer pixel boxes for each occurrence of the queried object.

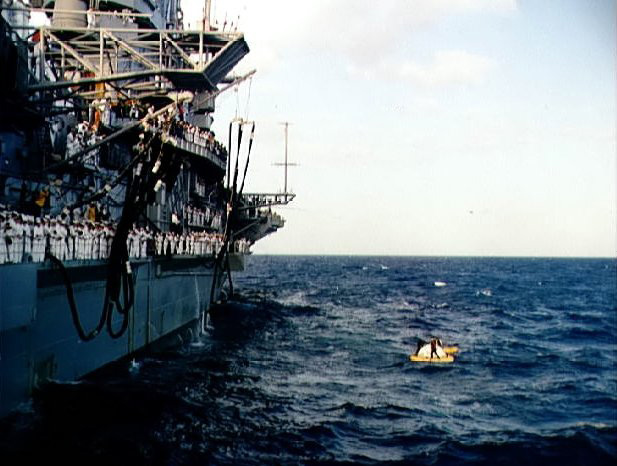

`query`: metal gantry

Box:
[24,22,248,105]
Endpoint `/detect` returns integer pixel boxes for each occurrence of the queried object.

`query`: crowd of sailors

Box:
[0,210,250,265]
[59,101,228,165]
[170,120,228,161]
[185,205,220,228]
[65,120,103,166]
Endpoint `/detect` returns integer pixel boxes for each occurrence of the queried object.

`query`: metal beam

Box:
[46,31,99,74]
[104,30,159,70]
[162,32,196,69]
[28,70,161,92]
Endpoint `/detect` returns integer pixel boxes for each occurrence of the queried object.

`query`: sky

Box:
[184,0,615,257]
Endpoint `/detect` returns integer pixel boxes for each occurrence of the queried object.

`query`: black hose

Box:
[47,252,109,342]
[238,122,255,197]
[210,255,219,306]
[48,248,135,341]
[209,219,234,305]
[225,253,234,297]
[50,128,181,342]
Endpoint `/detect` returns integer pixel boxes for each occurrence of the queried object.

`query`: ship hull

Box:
[0,256,227,417]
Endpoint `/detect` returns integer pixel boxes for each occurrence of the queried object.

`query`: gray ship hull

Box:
[0,255,231,417]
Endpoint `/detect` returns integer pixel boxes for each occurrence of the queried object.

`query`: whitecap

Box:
[278,290,310,307]
[129,358,141,374]
[434,281,447,287]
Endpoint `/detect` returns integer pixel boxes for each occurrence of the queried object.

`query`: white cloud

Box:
[182,0,517,74]
[346,50,495,86]
[297,0,516,65]
[397,50,495,86]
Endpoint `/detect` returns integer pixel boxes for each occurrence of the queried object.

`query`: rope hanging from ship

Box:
[19,84,255,339]
[49,117,186,341]
[209,120,255,306]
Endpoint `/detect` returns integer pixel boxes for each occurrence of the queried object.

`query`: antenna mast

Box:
[203,0,212,30]
[274,122,298,201]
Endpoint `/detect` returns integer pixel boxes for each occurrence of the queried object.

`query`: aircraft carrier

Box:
[0,0,293,417]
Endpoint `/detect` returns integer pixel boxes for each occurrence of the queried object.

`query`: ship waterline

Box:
[1,253,249,416]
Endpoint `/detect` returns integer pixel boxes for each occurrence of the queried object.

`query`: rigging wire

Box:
[238,121,255,197]
[244,77,252,122]
[234,86,239,120]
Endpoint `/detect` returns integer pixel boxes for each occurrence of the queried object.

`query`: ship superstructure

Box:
[0,0,294,416]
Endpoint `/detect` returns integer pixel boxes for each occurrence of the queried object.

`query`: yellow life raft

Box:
[444,346,459,355]
[409,354,455,363]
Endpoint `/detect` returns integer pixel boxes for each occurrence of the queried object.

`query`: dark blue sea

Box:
[2,256,616,465]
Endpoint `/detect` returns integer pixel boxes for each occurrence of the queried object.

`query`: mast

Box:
[203,0,212,30]
[283,121,289,194]
[275,121,297,202]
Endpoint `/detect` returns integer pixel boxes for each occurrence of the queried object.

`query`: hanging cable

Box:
[244,77,252,122]
[227,121,233,189]
[232,121,243,201]
[48,114,187,341]
[238,122,255,197]
[47,252,110,342]
[234,86,239,120]
[227,120,233,189]
[209,117,252,305]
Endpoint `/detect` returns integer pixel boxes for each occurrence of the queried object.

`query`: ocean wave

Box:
[3,256,615,464]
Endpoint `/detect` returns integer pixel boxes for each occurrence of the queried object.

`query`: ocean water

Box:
[1,256,616,465]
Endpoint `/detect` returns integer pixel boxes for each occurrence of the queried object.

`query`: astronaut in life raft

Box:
[415,337,447,359]
[410,337,458,362]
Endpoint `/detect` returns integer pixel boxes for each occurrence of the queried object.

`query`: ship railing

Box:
[239,193,295,211]
[166,127,227,171]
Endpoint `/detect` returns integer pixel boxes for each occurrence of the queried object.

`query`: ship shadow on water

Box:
[207,294,284,341]
[0,292,299,465]
[208,291,322,341]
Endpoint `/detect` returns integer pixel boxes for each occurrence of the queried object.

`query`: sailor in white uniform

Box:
[47,218,55,258]
[91,224,100,260]
[42,217,51,259]
[139,228,148,258]
[66,219,76,260]
[8,214,24,263]
[86,222,94,259]
[53,218,63,258]
[0,213,8,264]
[168,233,174,253]
[97,225,107,260]
[59,218,69,260]
[163,232,170,255]
[33,218,45,262]
[76,222,85,260]
[130,228,138,258]
[176,233,184,255]
[190,233,196,255]
[155,232,163,256]
[201,233,208,255]
[23,216,33,261]
[128,229,138,258]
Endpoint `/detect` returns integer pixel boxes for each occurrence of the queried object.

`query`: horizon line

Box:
[249,253,616,260]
